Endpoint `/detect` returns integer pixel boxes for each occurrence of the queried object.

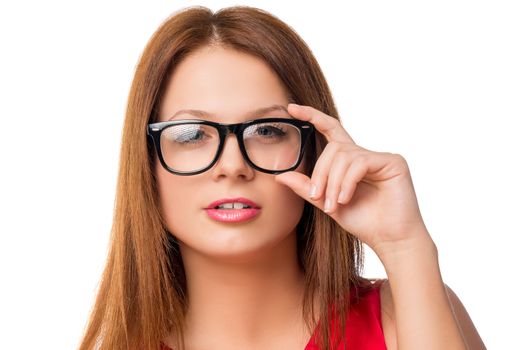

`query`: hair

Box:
[78,5,378,350]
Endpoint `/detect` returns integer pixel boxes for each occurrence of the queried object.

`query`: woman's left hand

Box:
[275,103,433,259]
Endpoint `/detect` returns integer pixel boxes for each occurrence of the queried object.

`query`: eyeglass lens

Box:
[159,121,302,172]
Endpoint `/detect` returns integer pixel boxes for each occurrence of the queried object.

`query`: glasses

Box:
[147,117,316,176]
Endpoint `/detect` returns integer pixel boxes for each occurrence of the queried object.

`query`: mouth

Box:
[204,197,261,210]
[203,197,262,222]
[203,206,262,223]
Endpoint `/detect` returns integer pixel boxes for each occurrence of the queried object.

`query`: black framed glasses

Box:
[147,117,316,176]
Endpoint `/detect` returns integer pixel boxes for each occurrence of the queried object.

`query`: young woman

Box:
[79,5,485,350]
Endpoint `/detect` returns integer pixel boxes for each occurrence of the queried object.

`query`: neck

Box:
[178,231,311,348]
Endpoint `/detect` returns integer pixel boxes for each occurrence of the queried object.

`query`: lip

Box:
[204,207,261,223]
[204,197,261,209]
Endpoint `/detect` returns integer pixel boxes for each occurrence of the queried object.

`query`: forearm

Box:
[379,235,467,350]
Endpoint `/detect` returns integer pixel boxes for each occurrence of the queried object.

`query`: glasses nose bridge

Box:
[222,123,245,145]
[223,123,242,136]
[213,122,253,174]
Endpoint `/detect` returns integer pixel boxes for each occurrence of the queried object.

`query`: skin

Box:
[156,46,313,349]
[157,46,486,349]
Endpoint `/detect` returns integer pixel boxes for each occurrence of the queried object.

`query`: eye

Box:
[256,125,285,137]
[245,122,288,139]
[176,129,206,143]
[163,124,213,145]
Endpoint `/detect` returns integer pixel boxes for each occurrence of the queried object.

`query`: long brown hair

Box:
[78,5,376,350]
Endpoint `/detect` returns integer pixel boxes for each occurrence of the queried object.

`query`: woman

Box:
[79,5,485,350]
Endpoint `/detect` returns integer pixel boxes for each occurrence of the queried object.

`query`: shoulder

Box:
[377,278,486,350]
[443,283,487,349]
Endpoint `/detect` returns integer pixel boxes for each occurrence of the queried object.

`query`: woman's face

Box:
[154,46,307,263]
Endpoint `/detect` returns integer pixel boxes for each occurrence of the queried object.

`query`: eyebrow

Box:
[168,104,291,121]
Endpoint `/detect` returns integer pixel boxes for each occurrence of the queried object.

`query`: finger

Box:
[336,158,369,205]
[353,152,406,182]
[310,143,365,201]
[287,103,356,144]
[274,171,325,210]
[322,152,352,213]
[308,141,343,200]
[336,152,402,206]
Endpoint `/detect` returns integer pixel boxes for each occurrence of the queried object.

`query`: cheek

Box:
[154,160,191,231]
[270,159,309,228]
[266,182,305,233]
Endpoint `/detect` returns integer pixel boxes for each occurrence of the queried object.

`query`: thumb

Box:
[274,171,324,208]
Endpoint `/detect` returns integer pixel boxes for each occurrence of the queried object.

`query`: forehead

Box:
[158,46,292,123]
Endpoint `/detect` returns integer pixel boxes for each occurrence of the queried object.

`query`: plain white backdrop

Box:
[0,0,522,348]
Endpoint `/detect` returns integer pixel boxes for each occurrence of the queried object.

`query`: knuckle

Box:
[391,153,409,170]
[392,153,407,164]
[326,141,342,151]
[351,153,367,166]
[328,117,341,128]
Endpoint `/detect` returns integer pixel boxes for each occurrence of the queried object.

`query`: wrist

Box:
[375,232,438,273]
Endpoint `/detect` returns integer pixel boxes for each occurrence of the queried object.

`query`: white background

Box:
[0,1,522,349]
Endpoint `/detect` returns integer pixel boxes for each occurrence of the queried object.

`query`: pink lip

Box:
[204,208,261,222]
[204,197,261,209]
[203,197,262,223]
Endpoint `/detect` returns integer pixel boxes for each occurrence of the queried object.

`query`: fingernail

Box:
[337,190,345,203]
[324,199,332,213]
[309,184,317,198]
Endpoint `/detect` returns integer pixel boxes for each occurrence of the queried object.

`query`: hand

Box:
[274,103,433,259]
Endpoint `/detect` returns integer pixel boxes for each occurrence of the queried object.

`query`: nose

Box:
[211,134,254,180]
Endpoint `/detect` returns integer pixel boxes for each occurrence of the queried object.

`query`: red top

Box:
[160,280,387,350]
[304,280,387,349]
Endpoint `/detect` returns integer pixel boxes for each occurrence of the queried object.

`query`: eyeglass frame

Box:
[147,117,316,176]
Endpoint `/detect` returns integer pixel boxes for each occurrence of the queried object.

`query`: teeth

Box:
[216,202,251,209]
